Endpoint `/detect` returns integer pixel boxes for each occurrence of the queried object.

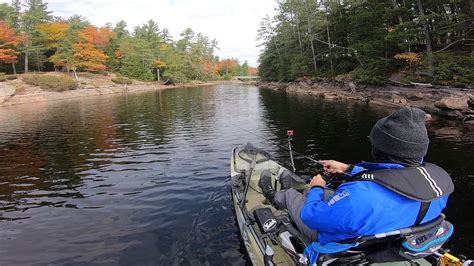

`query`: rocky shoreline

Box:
[0,79,222,107]
[257,79,474,124]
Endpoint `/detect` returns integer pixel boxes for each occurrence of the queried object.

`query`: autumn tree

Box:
[35,22,68,48]
[72,42,108,72]
[217,59,240,77]
[0,1,235,82]
[0,20,23,73]
[53,25,114,76]
[81,25,116,49]
[49,15,88,77]
[153,58,166,82]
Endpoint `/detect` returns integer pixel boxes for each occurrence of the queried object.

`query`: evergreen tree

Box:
[22,0,52,72]
[258,0,474,85]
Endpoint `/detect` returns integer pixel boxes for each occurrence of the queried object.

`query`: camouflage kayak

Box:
[230,143,448,266]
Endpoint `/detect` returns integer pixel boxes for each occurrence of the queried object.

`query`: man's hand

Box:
[310,174,326,187]
[320,160,350,174]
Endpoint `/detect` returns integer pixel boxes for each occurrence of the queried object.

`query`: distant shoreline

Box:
[0,74,226,107]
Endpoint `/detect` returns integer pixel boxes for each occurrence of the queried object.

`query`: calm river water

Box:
[0,84,473,264]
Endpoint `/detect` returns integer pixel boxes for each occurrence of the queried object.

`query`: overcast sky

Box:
[1,0,277,67]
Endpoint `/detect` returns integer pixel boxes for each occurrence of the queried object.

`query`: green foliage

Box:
[258,0,474,85]
[432,52,474,85]
[0,3,16,26]
[352,59,390,85]
[22,74,78,91]
[352,70,386,86]
[111,76,132,85]
[116,29,165,81]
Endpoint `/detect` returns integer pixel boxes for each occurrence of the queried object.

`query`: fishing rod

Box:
[285,129,352,183]
[286,130,296,173]
[231,121,352,179]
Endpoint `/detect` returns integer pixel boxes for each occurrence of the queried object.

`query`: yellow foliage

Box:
[153,59,167,69]
[35,23,69,48]
[394,52,421,64]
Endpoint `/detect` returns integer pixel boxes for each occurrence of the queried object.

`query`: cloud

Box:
[1,0,277,67]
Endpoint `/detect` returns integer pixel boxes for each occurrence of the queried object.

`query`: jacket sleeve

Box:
[349,165,367,176]
[300,186,357,234]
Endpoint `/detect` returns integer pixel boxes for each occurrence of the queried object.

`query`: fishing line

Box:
[230,121,353,179]
[230,121,324,166]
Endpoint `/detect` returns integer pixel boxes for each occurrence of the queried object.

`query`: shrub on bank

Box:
[0,74,17,82]
[22,74,78,92]
[111,77,133,85]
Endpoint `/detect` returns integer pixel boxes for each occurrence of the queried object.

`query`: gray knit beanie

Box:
[369,107,429,159]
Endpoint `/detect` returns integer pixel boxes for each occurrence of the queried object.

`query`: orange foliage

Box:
[248,67,259,76]
[73,43,108,71]
[0,48,19,63]
[35,22,68,48]
[81,26,116,49]
[202,59,218,77]
[0,20,23,64]
[66,26,114,71]
[114,50,124,59]
[217,59,239,75]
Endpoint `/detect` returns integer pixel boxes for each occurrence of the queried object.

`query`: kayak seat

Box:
[316,214,453,264]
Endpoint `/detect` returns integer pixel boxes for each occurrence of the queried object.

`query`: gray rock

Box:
[0,83,16,97]
[0,83,16,103]
[348,81,357,93]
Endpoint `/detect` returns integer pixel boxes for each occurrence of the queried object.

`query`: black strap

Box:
[415,202,431,225]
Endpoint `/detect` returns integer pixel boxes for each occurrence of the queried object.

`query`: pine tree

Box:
[22,0,52,72]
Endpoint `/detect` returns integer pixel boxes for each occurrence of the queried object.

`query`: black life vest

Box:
[347,163,455,262]
[351,163,454,202]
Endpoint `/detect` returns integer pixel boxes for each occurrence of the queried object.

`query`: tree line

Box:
[258,0,473,85]
[0,0,257,83]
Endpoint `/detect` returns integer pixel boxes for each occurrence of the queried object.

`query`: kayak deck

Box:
[231,145,297,265]
[231,144,435,266]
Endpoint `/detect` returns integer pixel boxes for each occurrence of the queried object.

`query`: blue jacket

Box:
[300,162,449,244]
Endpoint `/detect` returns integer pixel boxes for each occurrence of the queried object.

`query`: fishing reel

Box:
[296,168,348,190]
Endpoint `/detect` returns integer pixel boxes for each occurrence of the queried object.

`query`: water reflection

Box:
[0,85,472,264]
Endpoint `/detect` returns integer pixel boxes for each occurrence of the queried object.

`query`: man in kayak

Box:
[259,107,453,254]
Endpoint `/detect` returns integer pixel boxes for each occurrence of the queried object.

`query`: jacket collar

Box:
[355,161,405,170]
